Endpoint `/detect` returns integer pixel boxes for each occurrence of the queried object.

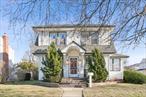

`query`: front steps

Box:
[59,78,87,88]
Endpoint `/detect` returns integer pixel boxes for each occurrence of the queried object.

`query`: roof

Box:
[31,42,116,54]
[126,58,146,69]
[110,54,129,58]
[32,24,115,32]
[61,41,86,53]
[141,58,146,63]
[33,24,115,28]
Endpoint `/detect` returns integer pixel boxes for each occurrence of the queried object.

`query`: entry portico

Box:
[61,41,85,78]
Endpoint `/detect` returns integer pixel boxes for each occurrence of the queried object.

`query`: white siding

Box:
[37,28,112,46]
[108,58,127,80]
[99,30,111,45]
[66,31,81,45]
[34,55,44,80]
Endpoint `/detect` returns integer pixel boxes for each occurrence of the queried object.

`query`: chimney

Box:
[2,33,9,79]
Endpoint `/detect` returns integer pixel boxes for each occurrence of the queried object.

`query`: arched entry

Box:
[67,47,80,77]
[61,41,85,78]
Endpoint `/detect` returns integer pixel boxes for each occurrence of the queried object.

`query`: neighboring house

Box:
[0,33,15,79]
[31,24,129,81]
[126,58,146,75]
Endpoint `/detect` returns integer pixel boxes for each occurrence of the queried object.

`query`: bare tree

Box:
[3,0,146,45]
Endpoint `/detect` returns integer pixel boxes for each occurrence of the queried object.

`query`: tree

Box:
[88,48,108,82]
[0,61,4,83]
[17,61,37,73]
[41,42,62,82]
[17,60,37,80]
[3,0,146,45]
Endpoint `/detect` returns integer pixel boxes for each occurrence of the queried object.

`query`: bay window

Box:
[110,58,121,71]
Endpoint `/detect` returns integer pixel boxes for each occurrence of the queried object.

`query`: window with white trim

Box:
[90,32,99,44]
[110,58,121,71]
[49,32,66,45]
[81,32,99,45]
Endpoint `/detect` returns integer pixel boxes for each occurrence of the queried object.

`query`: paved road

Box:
[62,88,83,97]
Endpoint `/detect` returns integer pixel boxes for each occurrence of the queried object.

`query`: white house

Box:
[31,24,129,81]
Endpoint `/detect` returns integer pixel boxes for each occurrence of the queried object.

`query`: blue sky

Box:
[0,0,146,65]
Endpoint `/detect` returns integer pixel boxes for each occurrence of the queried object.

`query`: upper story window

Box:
[110,58,121,71]
[58,32,66,45]
[91,32,99,44]
[49,32,57,43]
[49,32,66,45]
[81,32,89,45]
[81,32,99,45]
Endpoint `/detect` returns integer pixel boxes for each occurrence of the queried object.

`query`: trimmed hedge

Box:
[124,70,146,84]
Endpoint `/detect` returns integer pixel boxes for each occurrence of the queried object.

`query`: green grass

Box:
[83,84,146,97]
[0,82,63,97]
[4,80,40,85]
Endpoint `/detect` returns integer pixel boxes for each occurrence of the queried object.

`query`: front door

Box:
[69,57,78,77]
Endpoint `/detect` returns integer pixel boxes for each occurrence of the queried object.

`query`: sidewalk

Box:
[62,88,83,97]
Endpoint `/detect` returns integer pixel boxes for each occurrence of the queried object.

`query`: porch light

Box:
[66,61,69,65]
[78,61,81,65]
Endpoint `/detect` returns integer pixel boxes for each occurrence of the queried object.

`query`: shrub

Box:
[124,70,146,84]
[88,48,108,82]
[16,61,38,80]
[41,42,62,82]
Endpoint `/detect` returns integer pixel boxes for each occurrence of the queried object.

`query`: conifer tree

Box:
[41,42,62,82]
[88,48,108,82]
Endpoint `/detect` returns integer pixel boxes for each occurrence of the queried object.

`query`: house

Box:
[31,24,129,81]
[0,33,15,80]
[126,58,146,75]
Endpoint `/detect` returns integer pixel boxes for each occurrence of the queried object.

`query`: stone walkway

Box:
[62,88,83,97]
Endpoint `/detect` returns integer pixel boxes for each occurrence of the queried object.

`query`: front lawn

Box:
[83,84,146,97]
[0,83,63,97]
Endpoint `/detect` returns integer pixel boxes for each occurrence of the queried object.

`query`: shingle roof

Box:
[31,43,116,54]
[33,24,115,28]
[110,54,129,58]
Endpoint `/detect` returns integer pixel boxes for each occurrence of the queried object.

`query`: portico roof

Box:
[61,41,86,53]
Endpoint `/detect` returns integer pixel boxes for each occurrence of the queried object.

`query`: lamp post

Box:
[88,72,93,88]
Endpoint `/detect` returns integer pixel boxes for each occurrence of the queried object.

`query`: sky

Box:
[0,0,146,65]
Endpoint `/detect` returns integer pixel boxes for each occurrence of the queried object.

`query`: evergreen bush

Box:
[88,48,108,82]
[124,70,146,84]
[41,42,62,82]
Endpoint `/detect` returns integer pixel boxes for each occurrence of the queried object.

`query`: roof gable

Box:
[61,41,85,53]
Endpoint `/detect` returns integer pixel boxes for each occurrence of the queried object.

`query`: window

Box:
[81,32,89,45]
[81,32,99,45]
[58,32,66,45]
[90,32,99,44]
[49,32,57,44]
[49,32,66,45]
[110,58,121,71]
